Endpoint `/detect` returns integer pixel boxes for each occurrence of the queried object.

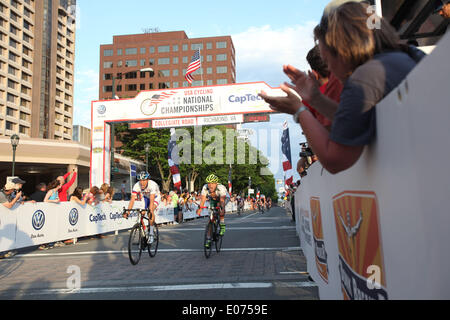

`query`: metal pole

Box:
[12,146,16,177]
[110,123,115,184]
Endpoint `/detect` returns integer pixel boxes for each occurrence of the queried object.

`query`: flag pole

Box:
[199,49,204,86]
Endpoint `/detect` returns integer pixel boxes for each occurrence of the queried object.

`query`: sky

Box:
[73,0,330,189]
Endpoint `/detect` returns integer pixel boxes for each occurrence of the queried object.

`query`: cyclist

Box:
[125,171,160,244]
[196,174,229,246]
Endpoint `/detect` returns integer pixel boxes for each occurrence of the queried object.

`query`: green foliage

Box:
[114,124,276,198]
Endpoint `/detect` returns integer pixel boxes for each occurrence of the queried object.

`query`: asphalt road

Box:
[0,206,319,301]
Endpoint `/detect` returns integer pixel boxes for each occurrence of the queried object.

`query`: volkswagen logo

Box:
[32,210,45,231]
[97,104,106,115]
[69,208,79,226]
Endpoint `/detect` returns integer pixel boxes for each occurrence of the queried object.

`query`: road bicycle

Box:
[202,204,223,259]
[123,208,159,265]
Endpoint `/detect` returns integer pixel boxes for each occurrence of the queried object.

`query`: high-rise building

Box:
[0,0,76,140]
[99,31,236,100]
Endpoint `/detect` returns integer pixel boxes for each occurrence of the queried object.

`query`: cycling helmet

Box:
[137,171,150,181]
[205,174,220,184]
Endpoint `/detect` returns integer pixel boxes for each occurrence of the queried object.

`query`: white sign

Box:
[197,114,243,126]
[91,82,284,187]
[295,33,450,300]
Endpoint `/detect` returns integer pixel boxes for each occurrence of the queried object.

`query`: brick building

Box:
[99,31,236,100]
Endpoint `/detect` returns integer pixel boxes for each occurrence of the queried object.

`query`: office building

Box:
[99,31,236,100]
[0,0,76,140]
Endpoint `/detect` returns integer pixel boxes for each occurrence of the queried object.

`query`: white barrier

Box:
[295,33,450,299]
[0,200,178,252]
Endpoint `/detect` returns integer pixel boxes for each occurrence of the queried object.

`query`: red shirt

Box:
[303,73,343,129]
[58,171,77,202]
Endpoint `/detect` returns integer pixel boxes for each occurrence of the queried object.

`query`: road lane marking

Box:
[14,247,302,258]
[163,226,296,231]
[14,281,317,296]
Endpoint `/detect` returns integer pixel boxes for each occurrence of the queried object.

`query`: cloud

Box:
[232,22,318,87]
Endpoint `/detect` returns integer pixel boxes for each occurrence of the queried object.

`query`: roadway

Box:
[0,205,318,301]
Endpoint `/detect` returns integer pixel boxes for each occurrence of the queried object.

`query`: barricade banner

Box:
[295,33,450,299]
[0,209,18,252]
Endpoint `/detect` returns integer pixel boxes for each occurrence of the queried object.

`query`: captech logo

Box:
[32,210,45,231]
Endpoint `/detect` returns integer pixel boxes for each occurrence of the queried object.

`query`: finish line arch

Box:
[90,82,285,187]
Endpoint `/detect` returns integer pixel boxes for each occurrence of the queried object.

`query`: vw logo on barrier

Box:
[32,210,45,231]
[69,208,79,226]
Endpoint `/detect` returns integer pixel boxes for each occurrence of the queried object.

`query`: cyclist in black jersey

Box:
[196,174,228,240]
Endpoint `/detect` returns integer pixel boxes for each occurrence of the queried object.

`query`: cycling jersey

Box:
[201,183,229,209]
[132,180,161,209]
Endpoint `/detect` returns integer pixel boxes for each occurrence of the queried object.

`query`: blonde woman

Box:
[260,2,425,174]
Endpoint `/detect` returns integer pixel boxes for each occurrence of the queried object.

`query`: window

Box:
[173,57,179,64]
[103,73,112,80]
[173,82,179,88]
[217,66,227,74]
[182,56,188,63]
[216,54,227,61]
[125,48,137,55]
[149,58,154,66]
[216,41,227,49]
[158,82,170,89]
[125,71,137,79]
[158,45,170,53]
[7,93,16,103]
[206,42,212,50]
[103,61,113,69]
[140,59,146,66]
[173,45,178,52]
[103,86,112,93]
[140,83,146,90]
[158,58,170,65]
[160,70,170,77]
[206,55,212,62]
[182,44,188,51]
[191,43,203,50]
[117,49,122,56]
[104,49,114,56]
[207,80,213,86]
[217,79,228,85]
[140,47,146,54]
[126,84,137,91]
[6,107,14,116]
[149,46,155,53]
[125,60,137,67]
[206,67,212,74]
[6,121,14,131]
[172,69,179,76]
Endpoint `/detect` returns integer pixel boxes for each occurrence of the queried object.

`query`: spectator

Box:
[86,186,101,205]
[108,186,115,202]
[435,0,450,19]
[44,180,61,203]
[70,187,87,205]
[304,45,343,131]
[30,183,47,202]
[260,2,425,174]
[100,183,112,203]
[57,170,77,202]
[0,182,22,209]
[121,180,127,200]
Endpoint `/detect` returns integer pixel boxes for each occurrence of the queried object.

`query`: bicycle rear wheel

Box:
[128,224,143,265]
[214,220,223,253]
[147,225,159,257]
[204,219,213,259]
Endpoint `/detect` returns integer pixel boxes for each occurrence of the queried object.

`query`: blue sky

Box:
[73,0,330,187]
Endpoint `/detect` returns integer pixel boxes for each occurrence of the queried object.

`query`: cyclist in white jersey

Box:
[126,171,160,243]
[196,174,229,236]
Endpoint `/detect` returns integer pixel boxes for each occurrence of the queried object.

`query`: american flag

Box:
[185,49,201,84]
[150,91,177,104]
[281,121,293,187]
[168,128,181,191]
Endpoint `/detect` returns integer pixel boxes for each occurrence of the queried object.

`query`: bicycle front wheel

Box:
[147,225,159,257]
[214,220,223,253]
[204,219,213,259]
[128,224,143,265]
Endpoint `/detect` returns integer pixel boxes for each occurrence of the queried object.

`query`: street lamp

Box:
[110,67,154,184]
[145,143,150,172]
[10,134,20,177]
